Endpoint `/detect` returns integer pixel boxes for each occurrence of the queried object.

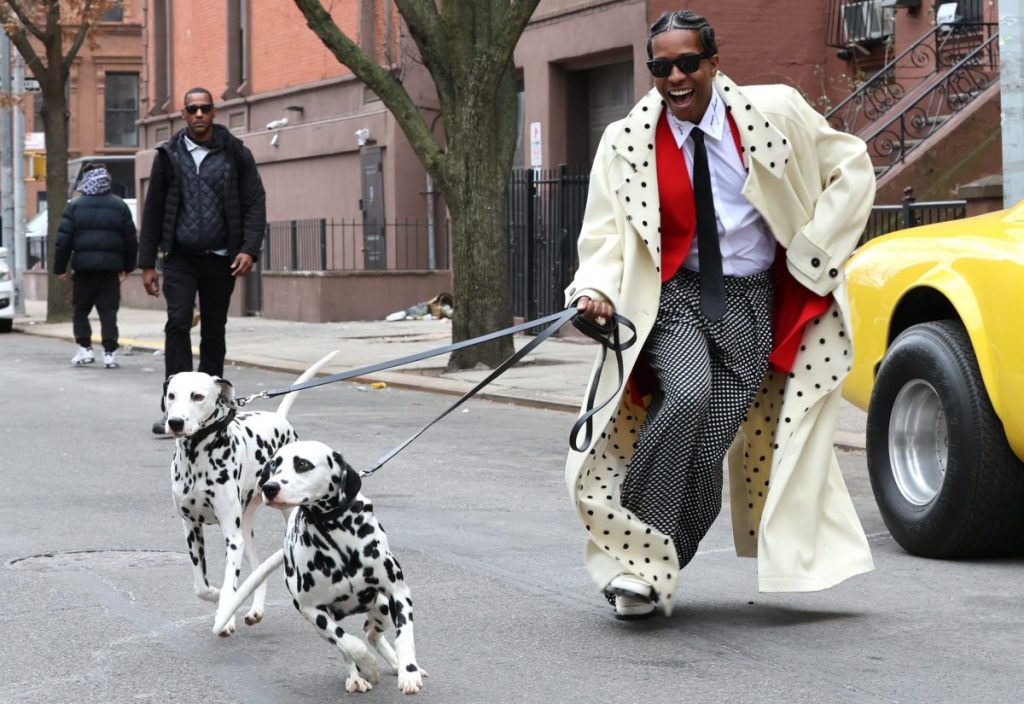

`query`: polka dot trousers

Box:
[620,267,774,570]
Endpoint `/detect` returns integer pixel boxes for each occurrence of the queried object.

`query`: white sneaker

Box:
[103,352,118,368]
[71,347,95,365]
[606,573,653,599]
[614,594,656,620]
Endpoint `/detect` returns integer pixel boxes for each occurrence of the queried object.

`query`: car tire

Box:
[866,320,1024,558]
[0,318,11,333]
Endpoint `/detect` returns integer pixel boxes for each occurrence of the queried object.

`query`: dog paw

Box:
[197,586,221,603]
[398,670,424,694]
[345,676,373,693]
[215,617,236,638]
[244,608,263,626]
[356,658,381,686]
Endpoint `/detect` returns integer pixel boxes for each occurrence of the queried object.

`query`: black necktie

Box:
[690,127,726,321]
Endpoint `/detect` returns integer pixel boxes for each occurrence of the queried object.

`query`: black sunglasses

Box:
[646,51,713,78]
[184,103,214,115]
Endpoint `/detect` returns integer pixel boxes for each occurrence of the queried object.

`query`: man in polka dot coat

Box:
[566,10,875,619]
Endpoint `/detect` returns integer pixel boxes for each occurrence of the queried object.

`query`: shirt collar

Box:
[182,134,209,153]
[666,84,726,148]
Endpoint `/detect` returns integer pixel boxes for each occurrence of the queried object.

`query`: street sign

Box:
[23,77,40,93]
[530,121,542,168]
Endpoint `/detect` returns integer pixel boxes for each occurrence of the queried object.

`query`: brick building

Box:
[135,0,1003,321]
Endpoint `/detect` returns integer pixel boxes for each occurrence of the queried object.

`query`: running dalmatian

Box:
[215,440,425,695]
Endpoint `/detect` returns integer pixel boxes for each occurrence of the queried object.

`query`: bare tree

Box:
[293,0,539,370]
[0,0,116,321]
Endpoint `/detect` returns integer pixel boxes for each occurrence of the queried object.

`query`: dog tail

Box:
[275,350,339,418]
[213,548,285,633]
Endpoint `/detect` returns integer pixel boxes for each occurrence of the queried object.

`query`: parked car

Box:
[843,202,1024,558]
[0,247,14,332]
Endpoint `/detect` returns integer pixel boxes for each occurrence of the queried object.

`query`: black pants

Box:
[72,271,121,353]
[161,252,236,378]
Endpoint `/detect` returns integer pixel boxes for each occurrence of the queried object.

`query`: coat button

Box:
[569,287,576,295]
[829,268,839,278]
[811,257,821,267]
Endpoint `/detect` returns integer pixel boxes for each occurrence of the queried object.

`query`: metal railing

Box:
[863,30,999,178]
[507,165,589,321]
[261,218,450,272]
[826,22,999,137]
[861,187,966,245]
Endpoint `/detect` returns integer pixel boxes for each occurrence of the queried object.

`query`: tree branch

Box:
[0,0,47,41]
[62,0,95,78]
[2,23,48,92]
[292,0,445,177]
[393,0,455,116]
[490,0,540,81]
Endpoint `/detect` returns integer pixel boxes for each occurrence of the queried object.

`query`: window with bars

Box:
[104,73,139,147]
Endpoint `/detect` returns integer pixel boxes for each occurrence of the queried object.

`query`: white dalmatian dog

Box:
[164,351,336,637]
[214,440,425,695]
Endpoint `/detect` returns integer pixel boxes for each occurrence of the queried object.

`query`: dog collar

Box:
[303,495,355,525]
[188,408,237,445]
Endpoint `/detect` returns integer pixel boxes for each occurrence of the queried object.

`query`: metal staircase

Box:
[826,22,999,178]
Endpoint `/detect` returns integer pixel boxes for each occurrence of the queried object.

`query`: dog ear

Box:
[214,377,236,407]
[160,375,174,413]
[335,451,362,504]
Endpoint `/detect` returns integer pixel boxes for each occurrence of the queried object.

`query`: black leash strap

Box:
[567,313,637,453]
[244,309,578,404]
[240,308,636,476]
[361,307,580,476]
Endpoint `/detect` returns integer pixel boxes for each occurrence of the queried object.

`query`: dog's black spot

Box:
[315,614,328,629]
[406,664,418,672]
[356,523,374,539]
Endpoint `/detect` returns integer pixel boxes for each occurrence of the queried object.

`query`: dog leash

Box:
[236,309,636,476]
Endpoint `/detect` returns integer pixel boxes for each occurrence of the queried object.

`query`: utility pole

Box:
[12,47,26,314]
[1,33,15,292]
[1000,6,1024,206]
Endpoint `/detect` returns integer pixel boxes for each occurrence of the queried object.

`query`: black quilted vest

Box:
[173,137,229,253]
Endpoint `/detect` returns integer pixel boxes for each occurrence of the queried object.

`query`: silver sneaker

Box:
[103,351,118,368]
[71,347,95,365]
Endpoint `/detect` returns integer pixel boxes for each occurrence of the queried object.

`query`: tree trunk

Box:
[444,70,518,371]
[42,74,71,323]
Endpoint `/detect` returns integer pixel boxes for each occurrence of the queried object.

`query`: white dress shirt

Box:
[665,86,776,276]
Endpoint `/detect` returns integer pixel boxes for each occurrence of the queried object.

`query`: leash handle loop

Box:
[568,312,636,453]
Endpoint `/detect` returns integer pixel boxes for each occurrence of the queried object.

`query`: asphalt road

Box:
[1,333,1021,704]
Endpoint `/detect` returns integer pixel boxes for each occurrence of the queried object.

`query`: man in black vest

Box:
[139,87,266,435]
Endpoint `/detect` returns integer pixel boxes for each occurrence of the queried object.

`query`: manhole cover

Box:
[7,549,190,572]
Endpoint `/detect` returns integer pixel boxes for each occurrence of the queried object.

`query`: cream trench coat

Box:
[564,73,875,614]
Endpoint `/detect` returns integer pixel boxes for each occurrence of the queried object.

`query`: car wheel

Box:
[0,318,11,333]
[866,320,1024,558]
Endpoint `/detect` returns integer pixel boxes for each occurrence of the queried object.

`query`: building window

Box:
[151,0,171,112]
[105,73,139,147]
[840,1,894,46]
[226,0,249,95]
[102,1,124,22]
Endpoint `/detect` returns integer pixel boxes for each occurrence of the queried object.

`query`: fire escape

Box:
[824,0,999,180]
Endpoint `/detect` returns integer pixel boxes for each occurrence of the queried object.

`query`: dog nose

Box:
[263,482,280,500]
[167,417,185,432]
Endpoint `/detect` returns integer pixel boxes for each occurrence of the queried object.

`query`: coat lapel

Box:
[714,73,791,179]
[607,89,664,266]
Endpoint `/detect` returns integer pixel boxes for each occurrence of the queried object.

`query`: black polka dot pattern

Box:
[620,269,773,568]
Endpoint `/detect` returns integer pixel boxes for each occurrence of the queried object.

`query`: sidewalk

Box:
[13,299,866,448]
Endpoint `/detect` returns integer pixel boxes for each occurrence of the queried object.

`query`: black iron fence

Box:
[262,218,450,272]
[862,187,967,245]
[507,165,590,321]
[505,169,970,319]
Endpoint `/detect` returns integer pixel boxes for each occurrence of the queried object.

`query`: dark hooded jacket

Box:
[138,124,265,268]
[53,194,137,275]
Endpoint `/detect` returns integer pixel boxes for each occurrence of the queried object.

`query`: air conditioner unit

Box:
[843,0,893,44]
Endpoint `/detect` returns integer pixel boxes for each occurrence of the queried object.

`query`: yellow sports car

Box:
[843,202,1024,558]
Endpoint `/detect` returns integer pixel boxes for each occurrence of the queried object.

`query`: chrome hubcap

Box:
[888,379,948,506]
